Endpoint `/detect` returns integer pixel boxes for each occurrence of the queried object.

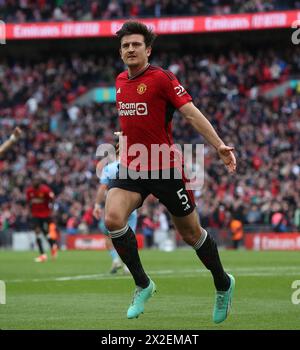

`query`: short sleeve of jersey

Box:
[100,165,110,185]
[43,185,54,199]
[100,162,119,185]
[161,71,192,109]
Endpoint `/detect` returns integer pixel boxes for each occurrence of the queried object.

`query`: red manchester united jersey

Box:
[116,65,192,171]
[26,184,54,218]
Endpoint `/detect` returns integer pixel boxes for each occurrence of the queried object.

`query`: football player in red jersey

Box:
[105,21,236,323]
[0,127,22,156]
[26,177,58,262]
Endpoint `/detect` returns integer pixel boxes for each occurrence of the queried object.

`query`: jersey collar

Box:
[127,63,150,80]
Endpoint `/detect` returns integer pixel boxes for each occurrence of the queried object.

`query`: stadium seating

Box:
[0,0,299,23]
[0,47,299,235]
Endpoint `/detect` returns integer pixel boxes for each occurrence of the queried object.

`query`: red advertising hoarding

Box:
[4,10,300,40]
[66,233,144,250]
[245,233,300,251]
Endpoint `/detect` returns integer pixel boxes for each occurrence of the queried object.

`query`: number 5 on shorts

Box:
[177,188,191,211]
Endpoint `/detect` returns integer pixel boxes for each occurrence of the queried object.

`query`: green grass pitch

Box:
[0,249,299,330]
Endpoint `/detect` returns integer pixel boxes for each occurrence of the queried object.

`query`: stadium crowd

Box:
[0,46,300,238]
[0,0,299,23]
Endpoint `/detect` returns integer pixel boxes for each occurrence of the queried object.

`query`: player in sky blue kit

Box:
[93,140,138,274]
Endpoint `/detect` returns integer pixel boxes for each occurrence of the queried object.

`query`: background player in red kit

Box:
[105,21,236,323]
[26,177,58,262]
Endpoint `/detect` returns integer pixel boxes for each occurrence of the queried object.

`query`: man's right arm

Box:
[0,127,22,156]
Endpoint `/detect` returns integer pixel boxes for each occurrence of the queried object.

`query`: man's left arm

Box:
[179,102,236,173]
[46,187,55,202]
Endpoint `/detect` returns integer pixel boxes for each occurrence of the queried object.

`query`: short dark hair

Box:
[116,21,157,47]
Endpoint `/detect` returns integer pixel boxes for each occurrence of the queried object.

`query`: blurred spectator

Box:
[1,0,300,23]
[246,205,262,224]
[294,207,300,231]
[153,206,175,251]
[0,205,13,247]
[271,211,288,233]
[141,213,157,248]
[66,216,79,235]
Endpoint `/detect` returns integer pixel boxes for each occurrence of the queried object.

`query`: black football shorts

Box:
[108,165,195,217]
[31,217,51,235]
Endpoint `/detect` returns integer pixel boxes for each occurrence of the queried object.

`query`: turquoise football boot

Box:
[127,279,156,319]
[213,274,235,324]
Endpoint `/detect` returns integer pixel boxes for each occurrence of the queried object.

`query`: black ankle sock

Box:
[36,237,44,255]
[111,226,149,288]
[196,233,230,291]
